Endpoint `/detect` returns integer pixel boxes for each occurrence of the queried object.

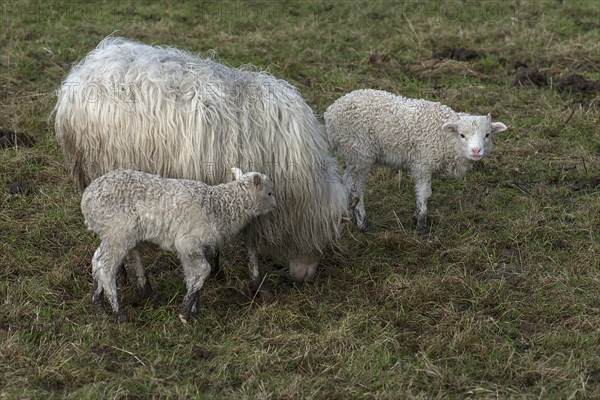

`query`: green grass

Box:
[1,1,599,398]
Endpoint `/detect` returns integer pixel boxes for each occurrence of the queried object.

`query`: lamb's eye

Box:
[460,134,465,139]
[268,192,273,196]
[485,133,490,138]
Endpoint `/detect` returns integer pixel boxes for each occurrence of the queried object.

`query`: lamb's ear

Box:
[231,167,244,181]
[491,122,507,133]
[442,122,459,134]
[253,174,262,186]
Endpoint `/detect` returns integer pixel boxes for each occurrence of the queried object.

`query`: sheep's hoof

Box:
[250,280,273,300]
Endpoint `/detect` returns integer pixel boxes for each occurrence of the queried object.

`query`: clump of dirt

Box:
[10,181,31,195]
[556,74,600,94]
[513,67,548,87]
[191,344,215,360]
[368,51,392,66]
[431,47,484,62]
[0,128,35,149]
[572,177,600,191]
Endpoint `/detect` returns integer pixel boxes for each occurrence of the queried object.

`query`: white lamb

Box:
[81,168,276,323]
[324,89,507,234]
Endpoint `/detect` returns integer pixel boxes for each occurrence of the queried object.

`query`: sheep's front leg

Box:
[412,173,433,236]
[344,166,371,232]
[179,253,211,323]
[126,247,155,299]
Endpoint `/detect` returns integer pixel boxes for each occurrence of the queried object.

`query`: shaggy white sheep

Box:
[81,168,276,323]
[324,89,507,234]
[53,36,349,290]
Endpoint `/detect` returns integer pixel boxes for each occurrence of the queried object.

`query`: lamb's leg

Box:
[91,249,104,313]
[345,166,371,232]
[179,253,211,323]
[91,240,131,323]
[115,264,128,287]
[246,241,271,296]
[412,173,433,236]
[204,246,220,275]
[126,247,155,299]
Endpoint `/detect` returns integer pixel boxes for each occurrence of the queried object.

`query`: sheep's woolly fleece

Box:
[53,36,348,261]
[326,89,478,179]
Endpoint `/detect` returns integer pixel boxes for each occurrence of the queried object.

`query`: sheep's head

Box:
[442,114,507,161]
[231,168,276,215]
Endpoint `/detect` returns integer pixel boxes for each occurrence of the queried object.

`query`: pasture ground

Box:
[1,1,599,398]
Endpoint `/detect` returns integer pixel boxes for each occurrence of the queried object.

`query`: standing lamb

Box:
[53,36,349,291]
[324,89,507,234]
[81,168,276,323]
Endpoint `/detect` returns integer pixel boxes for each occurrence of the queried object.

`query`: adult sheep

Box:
[53,36,348,290]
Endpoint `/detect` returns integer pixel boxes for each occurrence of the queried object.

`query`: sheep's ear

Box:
[442,122,459,134]
[253,174,262,186]
[231,167,244,181]
[491,122,507,133]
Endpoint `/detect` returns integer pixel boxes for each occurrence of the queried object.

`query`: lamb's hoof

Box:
[357,216,371,232]
[416,223,431,237]
[92,302,105,315]
[92,293,105,314]
[178,313,190,324]
[139,282,156,300]
[116,311,129,323]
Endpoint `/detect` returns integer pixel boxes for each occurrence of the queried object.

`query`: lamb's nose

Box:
[471,147,481,155]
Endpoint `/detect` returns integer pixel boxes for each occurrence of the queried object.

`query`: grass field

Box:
[1,1,599,398]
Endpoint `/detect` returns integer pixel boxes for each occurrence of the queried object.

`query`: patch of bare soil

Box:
[368,51,393,66]
[0,128,34,149]
[572,177,600,191]
[432,47,484,62]
[513,67,548,87]
[10,181,31,195]
[556,74,600,94]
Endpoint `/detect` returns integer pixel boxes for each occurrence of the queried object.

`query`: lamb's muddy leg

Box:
[179,253,211,323]
[126,247,155,299]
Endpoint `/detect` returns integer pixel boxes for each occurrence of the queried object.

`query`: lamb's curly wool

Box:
[81,168,276,323]
[53,36,348,286]
[325,89,507,234]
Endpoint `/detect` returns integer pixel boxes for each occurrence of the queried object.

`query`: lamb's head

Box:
[231,168,276,216]
[442,114,507,161]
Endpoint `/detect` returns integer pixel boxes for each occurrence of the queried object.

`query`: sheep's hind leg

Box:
[92,240,131,323]
[412,174,433,236]
[126,247,155,300]
[179,253,211,323]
